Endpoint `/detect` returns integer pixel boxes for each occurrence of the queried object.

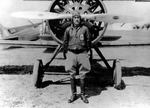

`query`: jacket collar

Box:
[70,23,82,30]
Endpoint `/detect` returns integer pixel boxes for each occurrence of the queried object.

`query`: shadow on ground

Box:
[0,60,150,76]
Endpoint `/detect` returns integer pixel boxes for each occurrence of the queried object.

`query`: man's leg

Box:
[80,78,89,103]
[78,53,91,103]
[65,52,78,103]
[68,76,78,103]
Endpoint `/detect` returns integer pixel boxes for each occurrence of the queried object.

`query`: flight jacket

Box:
[63,24,91,53]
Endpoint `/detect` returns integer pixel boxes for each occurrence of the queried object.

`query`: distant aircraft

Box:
[0,0,147,89]
[0,21,41,40]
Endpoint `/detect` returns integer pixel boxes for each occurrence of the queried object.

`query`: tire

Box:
[113,59,122,89]
[32,59,44,88]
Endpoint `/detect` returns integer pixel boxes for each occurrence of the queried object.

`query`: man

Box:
[63,11,91,103]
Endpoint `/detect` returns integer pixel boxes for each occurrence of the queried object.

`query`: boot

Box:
[80,79,89,103]
[68,78,77,103]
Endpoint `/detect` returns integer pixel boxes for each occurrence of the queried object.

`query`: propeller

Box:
[11,11,142,23]
[11,11,72,20]
[81,14,142,23]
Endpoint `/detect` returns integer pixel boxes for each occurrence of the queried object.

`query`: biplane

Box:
[0,0,147,89]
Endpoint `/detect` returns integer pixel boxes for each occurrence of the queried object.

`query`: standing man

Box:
[63,11,91,103]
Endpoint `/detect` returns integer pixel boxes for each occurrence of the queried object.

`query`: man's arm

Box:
[85,27,91,51]
[63,28,69,53]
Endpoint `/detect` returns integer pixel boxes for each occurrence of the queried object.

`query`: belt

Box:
[68,49,86,54]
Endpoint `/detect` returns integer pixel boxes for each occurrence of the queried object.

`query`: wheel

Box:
[47,0,108,45]
[113,59,122,88]
[32,59,44,88]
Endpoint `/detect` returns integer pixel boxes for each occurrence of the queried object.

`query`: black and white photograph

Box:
[0,0,150,108]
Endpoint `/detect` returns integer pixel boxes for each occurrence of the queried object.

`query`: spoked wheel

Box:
[32,59,44,88]
[47,0,108,45]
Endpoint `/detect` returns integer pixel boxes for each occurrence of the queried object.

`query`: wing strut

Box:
[93,45,112,70]
[43,44,63,72]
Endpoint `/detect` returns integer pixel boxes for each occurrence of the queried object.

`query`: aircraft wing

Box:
[0,35,126,48]
[100,40,150,47]
[101,36,121,41]
[0,38,149,49]
[6,22,42,34]
[0,40,58,48]
[0,23,41,41]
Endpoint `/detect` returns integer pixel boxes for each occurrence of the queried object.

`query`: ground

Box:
[0,30,150,108]
[0,75,150,108]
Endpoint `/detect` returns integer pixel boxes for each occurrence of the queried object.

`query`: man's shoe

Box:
[80,94,89,103]
[68,94,78,103]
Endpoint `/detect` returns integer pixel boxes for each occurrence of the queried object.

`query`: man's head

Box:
[72,11,81,27]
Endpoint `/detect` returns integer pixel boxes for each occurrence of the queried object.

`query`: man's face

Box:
[72,16,81,26]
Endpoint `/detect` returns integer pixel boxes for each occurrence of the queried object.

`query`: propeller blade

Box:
[11,11,142,23]
[81,14,142,23]
[11,11,72,20]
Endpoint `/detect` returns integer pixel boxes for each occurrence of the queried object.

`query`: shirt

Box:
[63,24,91,52]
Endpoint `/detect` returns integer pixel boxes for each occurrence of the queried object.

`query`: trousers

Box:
[65,51,91,79]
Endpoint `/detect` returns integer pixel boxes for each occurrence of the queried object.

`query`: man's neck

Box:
[73,24,80,28]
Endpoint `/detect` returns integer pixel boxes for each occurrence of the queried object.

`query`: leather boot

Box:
[80,79,89,103]
[68,78,77,103]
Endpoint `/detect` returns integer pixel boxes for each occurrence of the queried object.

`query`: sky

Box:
[0,0,150,30]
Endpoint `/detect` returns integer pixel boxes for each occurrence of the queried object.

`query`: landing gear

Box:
[112,59,126,90]
[32,45,63,88]
[113,59,122,88]
[31,0,125,90]
[32,0,108,88]
[32,59,44,88]
[93,45,125,90]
